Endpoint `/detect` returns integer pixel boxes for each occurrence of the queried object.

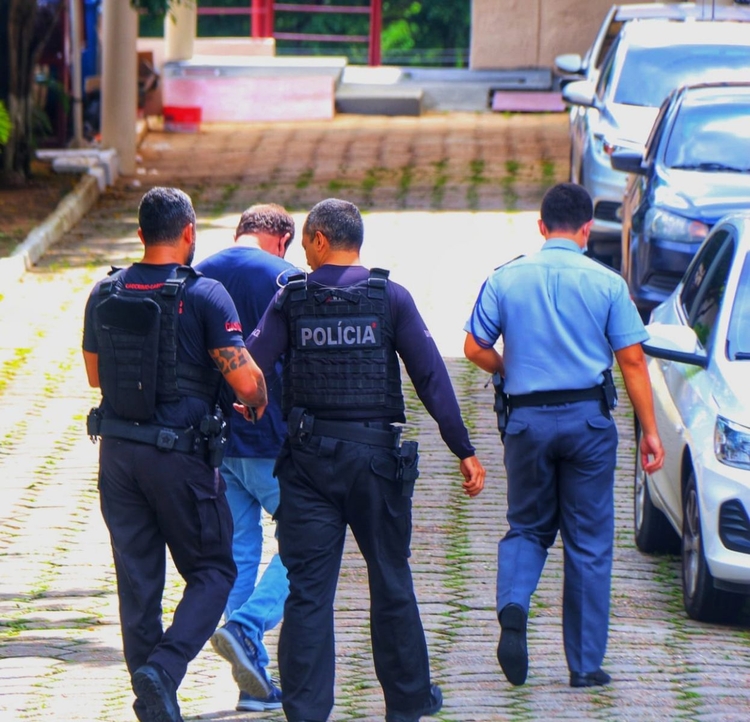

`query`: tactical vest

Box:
[93,265,222,422]
[279,268,405,420]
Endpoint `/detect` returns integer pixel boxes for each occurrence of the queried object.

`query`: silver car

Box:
[637,213,750,624]
[553,2,734,87]
[562,19,750,269]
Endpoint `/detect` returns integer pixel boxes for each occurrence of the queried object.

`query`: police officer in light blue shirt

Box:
[464,183,665,690]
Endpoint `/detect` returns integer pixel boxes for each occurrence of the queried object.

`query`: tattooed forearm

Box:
[210,347,249,375]
[209,346,267,408]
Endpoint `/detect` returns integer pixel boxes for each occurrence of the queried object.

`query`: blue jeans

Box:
[221,456,289,671]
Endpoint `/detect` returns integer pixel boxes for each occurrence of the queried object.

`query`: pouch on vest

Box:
[95,293,161,421]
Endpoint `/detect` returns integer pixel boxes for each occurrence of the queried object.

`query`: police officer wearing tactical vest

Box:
[82,187,268,722]
[246,198,486,722]
[464,183,665,689]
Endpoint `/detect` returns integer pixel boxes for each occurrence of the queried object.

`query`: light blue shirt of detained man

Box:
[464,238,648,397]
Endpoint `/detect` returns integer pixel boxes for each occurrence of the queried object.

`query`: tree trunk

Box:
[1,0,63,182]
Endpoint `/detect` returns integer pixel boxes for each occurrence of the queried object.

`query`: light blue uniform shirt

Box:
[464,238,648,396]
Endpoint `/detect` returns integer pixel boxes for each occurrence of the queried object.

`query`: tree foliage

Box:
[0,0,64,181]
[141,0,470,66]
[272,0,470,66]
[0,0,174,181]
[0,100,11,145]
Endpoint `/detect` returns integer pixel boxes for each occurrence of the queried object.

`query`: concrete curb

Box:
[0,173,101,287]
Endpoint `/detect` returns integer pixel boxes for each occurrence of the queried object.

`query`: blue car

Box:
[613,82,750,319]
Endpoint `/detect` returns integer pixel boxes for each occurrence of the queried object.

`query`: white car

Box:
[636,212,750,623]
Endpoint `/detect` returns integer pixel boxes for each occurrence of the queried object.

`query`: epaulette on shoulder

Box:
[274,270,308,310]
[493,254,525,272]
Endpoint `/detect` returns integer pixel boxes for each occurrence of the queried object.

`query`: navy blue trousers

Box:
[274,433,432,722]
[98,438,236,688]
[497,399,618,674]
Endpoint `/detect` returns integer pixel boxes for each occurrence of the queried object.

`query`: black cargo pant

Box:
[97,437,237,688]
[275,430,433,722]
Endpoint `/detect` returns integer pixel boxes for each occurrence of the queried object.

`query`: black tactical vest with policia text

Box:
[93,265,221,422]
[278,268,405,421]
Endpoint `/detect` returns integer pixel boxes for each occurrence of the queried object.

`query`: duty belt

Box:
[97,417,207,454]
[288,408,401,449]
[508,386,603,408]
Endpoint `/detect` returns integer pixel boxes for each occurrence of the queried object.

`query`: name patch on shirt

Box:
[297,316,381,348]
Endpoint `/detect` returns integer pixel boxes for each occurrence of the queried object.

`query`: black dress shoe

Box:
[497,603,528,686]
[570,668,611,688]
[132,663,183,722]
[385,684,443,722]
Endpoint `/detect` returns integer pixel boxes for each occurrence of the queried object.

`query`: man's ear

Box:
[182,222,195,245]
[313,230,328,250]
[537,219,548,238]
[137,228,146,247]
[277,232,292,258]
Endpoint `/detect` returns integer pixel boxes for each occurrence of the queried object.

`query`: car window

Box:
[664,101,750,171]
[595,37,620,101]
[727,251,750,360]
[594,18,625,70]
[688,237,734,350]
[681,230,728,318]
[644,96,672,164]
[614,44,750,107]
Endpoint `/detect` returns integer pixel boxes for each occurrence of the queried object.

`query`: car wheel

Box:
[681,470,744,623]
[633,426,679,554]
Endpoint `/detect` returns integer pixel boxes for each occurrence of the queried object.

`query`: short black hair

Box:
[137,187,196,245]
[540,183,593,234]
[235,203,295,243]
[303,198,363,251]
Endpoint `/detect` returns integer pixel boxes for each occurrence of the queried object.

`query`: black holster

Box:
[602,369,618,411]
[87,406,103,442]
[492,373,509,433]
[397,439,420,497]
[200,406,227,469]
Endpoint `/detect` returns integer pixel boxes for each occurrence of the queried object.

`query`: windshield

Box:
[614,45,750,107]
[665,101,750,172]
[728,251,750,360]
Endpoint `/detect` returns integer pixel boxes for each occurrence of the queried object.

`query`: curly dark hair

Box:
[234,203,295,243]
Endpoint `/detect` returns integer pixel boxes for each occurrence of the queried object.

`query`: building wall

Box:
[470,0,613,69]
[470,0,740,70]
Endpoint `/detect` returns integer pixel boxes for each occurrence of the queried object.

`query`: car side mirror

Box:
[643,323,708,368]
[610,149,647,175]
[561,80,597,109]
[555,53,584,75]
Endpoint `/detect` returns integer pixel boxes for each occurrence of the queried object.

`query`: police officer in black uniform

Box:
[82,187,268,722]
[246,198,486,722]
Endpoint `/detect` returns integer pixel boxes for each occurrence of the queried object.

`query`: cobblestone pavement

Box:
[2,113,750,722]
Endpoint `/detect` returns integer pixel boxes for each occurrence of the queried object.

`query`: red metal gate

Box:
[196,1,383,66]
